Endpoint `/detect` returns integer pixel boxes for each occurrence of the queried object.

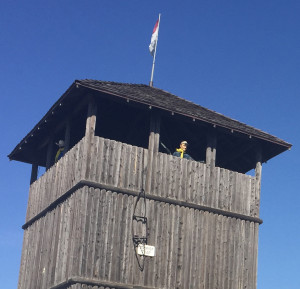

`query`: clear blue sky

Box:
[1,1,299,288]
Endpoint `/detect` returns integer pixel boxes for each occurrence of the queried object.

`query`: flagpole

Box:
[149,13,161,87]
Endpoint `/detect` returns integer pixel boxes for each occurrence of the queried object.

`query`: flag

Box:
[149,19,159,56]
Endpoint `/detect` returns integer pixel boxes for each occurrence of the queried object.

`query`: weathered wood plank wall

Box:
[26,136,258,222]
[19,187,259,289]
[19,135,260,289]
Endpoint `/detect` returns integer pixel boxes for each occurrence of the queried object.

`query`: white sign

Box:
[137,244,156,257]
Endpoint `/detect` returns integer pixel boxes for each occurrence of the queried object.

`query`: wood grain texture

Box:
[19,136,261,289]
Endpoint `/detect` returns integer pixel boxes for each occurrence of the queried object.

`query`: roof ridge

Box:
[76,79,148,87]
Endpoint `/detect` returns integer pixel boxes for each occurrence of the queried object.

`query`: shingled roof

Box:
[8,80,291,172]
[76,80,290,147]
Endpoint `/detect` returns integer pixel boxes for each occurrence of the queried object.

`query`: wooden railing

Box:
[26,136,259,222]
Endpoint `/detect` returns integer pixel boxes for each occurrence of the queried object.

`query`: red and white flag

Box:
[149,19,159,56]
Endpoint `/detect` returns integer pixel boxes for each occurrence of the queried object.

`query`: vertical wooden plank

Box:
[128,144,136,190]
[206,213,215,289]
[106,140,115,185]
[189,207,200,289]
[47,202,61,287]
[92,189,107,279]
[17,228,30,289]
[124,144,133,190]
[117,194,129,283]
[80,187,94,277]
[228,171,236,213]
[186,160,195,202]
[117,142,126,188]
[243,221,250,289]
[72,187,88,277]
[28,217,43,289]
[211,166,220,209]
[174,158,182,200]
[151,152,160,197]
[100,190,113,280]
[182,208,193,289]
[127,195,135,285]
[154,201,166,288]
[101,139,111,185]
[253,223,259,288]
[199,211,208,289]
[167,156,175,199]
[37,212,50,289]
[180,159,188,201]
[110,193,123,282]
[112,141,122,187]
[87,134,98,182]
[212,214,222,289]
[94,137,104,184]
[169,205,180,288]
[223,169,230,212]
[218,216,227,289]
[204,164,211,207]
[197,162,205,205]
[84,187,99,279]
[227,217,235,289]
[136,147,144,192]
[218,168,225,210]
[53,203,64,284]
[175,206,185,289]
[160,202,171,288]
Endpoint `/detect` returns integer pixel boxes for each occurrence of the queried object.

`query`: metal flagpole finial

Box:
[149,14,161,87]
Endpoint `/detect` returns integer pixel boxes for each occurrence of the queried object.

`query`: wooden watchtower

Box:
[9,80,291,289]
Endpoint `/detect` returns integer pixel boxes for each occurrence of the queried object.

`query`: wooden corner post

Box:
[255,145,262,217]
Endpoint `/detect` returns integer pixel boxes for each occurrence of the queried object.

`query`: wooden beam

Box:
[64,115,71,151]
[83,96,98,180]
[145,112,161,193]
[23,179,263,230]
[148,112,161,154]
[255,145,262,216]
[45,135,54,170]
[30,163,38,185]
[85,96,97,138]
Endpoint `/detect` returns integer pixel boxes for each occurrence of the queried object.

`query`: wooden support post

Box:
[255,145,262,216]
[206,132,217,167]
[64,116,71,151]
[149,112,161,154]
[85,96,97,138]
[84,96,97,179]
[145,112,161,193]
[46,135,54,170]
[30,163,38,185]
